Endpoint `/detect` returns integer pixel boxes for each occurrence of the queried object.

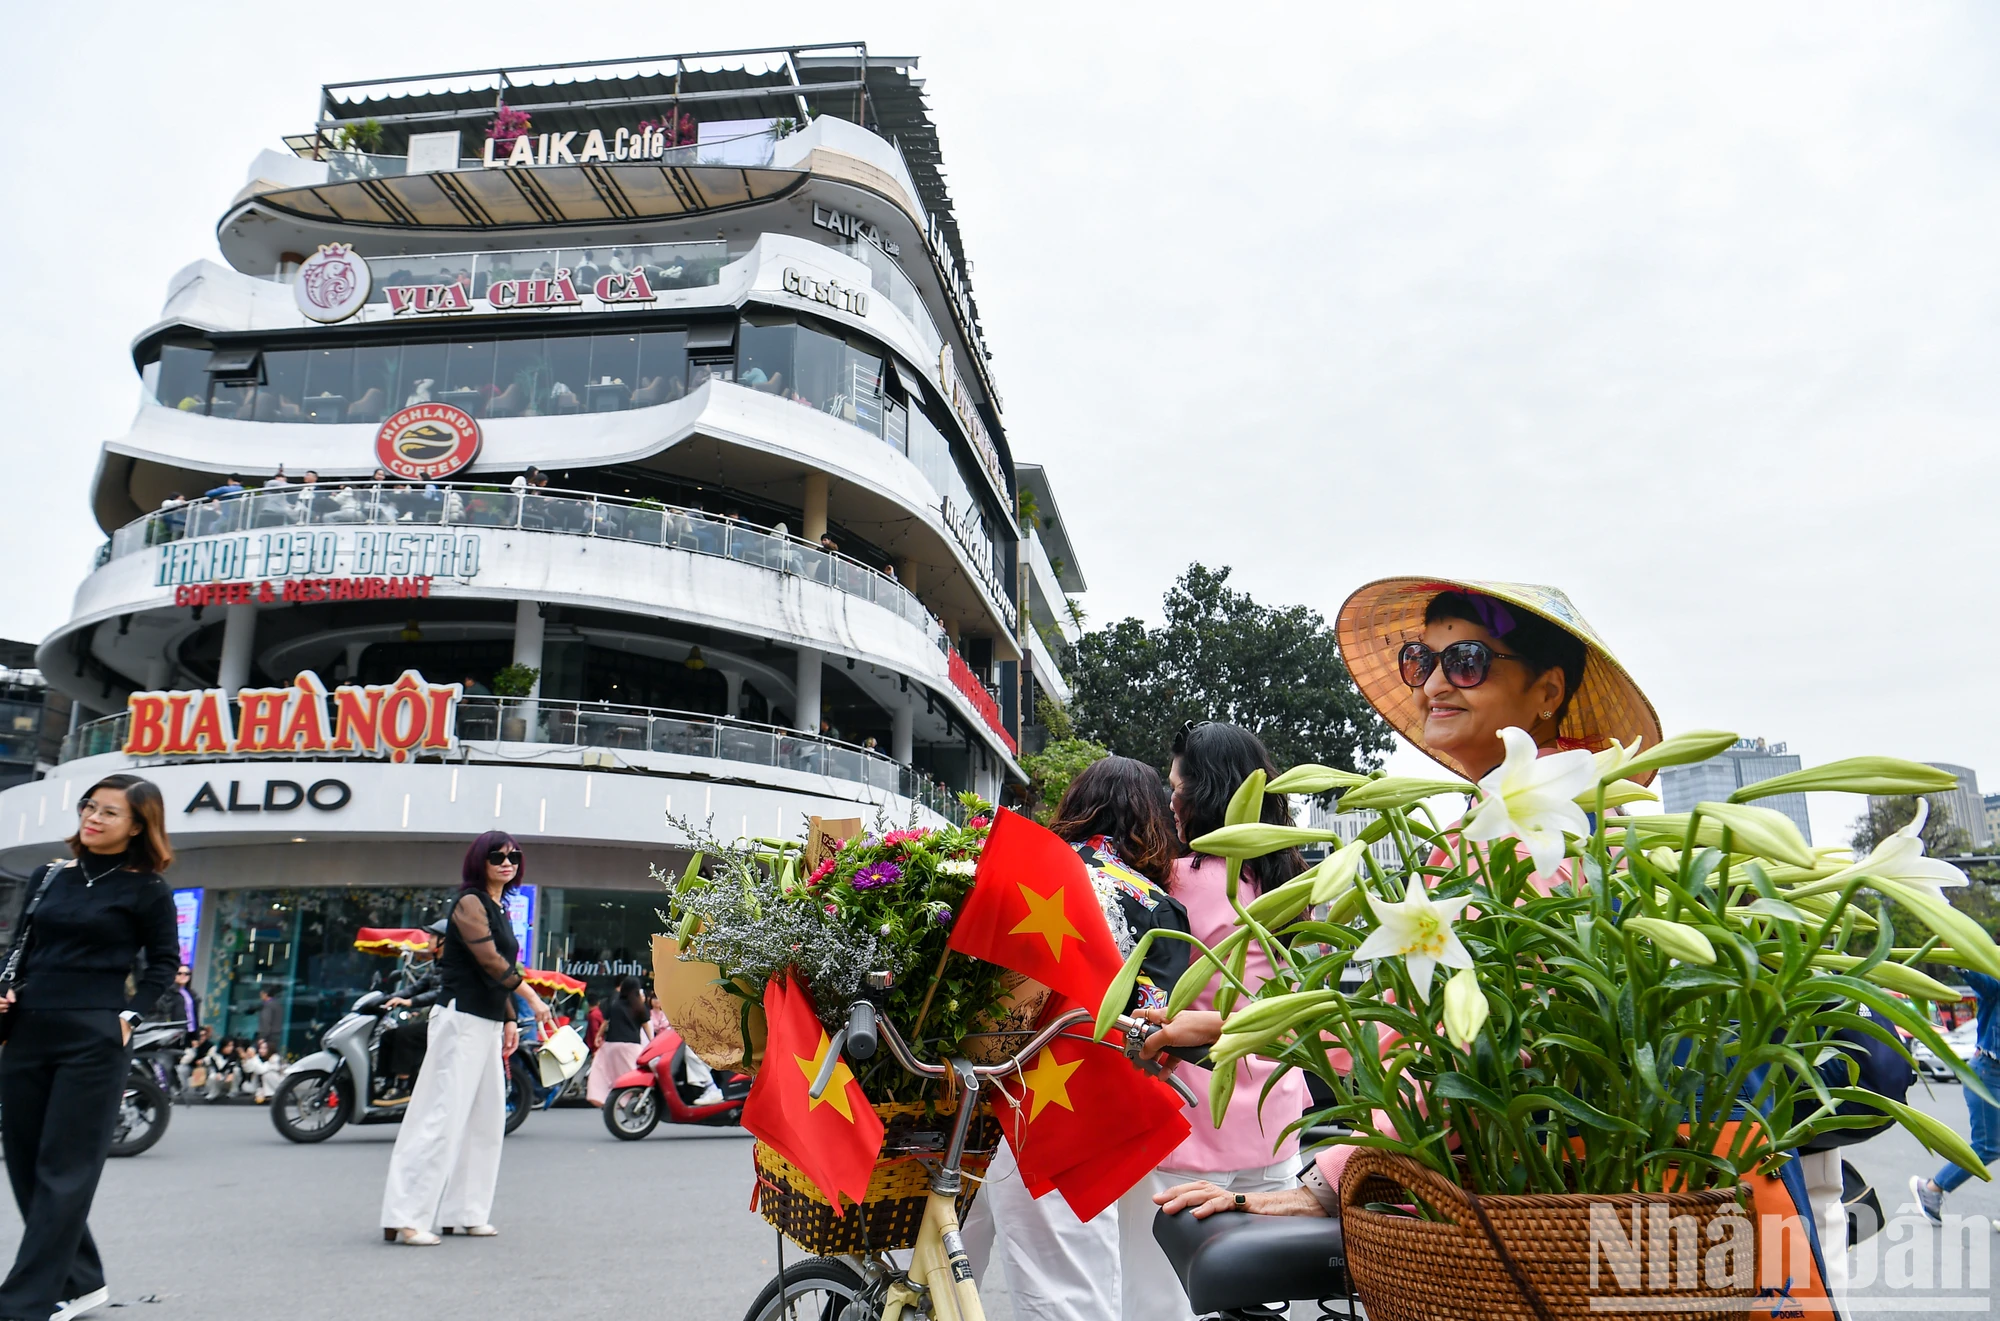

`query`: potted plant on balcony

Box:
[487,105,532,156]
[1101,739,1998,1319]
[491,664,539,742]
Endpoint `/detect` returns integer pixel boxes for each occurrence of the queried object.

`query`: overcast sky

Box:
[3,3,1995,847]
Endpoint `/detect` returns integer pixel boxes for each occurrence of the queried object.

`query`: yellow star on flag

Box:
[1009,881,1082,960]
[794,1031,857,1121]
[1021,1046,1082,1121]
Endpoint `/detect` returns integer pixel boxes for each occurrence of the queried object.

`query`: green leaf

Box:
[1268,764,1371,795]
[1524,1088,1643,1134]
[1432,1071,1508,1113]
[1336,776,1473,812]
[1208,1056,1239,1131]
[1869,879,2000,980]
[1729,757,1961,804]
[1168,929,1246,1015]
[1840,1090,1991,1180]
[1092,939,1150,1041]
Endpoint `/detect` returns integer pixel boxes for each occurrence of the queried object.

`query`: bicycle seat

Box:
[1153,1209,1347,1314]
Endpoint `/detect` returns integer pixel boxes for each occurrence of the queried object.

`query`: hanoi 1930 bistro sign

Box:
[123,671,461,764]
[157,529,483,592]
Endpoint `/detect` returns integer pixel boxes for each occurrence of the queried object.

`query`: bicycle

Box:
[741,983,1199,1321]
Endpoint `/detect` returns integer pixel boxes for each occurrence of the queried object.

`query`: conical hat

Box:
[1336,577,1663,783]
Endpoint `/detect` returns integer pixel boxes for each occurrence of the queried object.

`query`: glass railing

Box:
[59,700,967,824]
[105,481,947,644]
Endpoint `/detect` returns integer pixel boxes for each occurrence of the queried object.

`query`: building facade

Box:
[1659,737,1812,846]
[0,47,1083,1051]
[1914,763,1984,851]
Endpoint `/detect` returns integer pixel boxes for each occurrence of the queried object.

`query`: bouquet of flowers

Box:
[1098,730,1998,1196]
[662,801,1028,1101]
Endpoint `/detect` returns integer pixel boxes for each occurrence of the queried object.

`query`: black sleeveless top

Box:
[439,890,519,1021]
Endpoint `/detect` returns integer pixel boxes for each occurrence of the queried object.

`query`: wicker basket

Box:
[1340,1151,1757,1321]
[753,1100,1000,1255]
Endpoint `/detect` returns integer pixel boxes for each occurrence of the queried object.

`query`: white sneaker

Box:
[52,1286,109,1321]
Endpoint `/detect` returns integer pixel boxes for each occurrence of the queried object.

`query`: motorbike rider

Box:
[378,922,445,1101]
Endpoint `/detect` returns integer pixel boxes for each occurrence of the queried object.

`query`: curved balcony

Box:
[61,697,967,824]
[104,481,944,639]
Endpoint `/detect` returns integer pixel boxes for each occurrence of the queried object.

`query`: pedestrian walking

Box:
[255,987,283,1052]
[155,964,199,1035]
[586,976,649,1108]
[0,773,178,1321]
[1910,969,2000,1223]
[379,833,552,1245]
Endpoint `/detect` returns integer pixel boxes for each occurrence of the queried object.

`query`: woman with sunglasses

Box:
[380,832,552,1246]
[1154,580,1664,1217]
[0,774,178,1321]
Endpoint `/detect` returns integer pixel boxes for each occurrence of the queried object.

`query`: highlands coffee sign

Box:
[124,671,460,764]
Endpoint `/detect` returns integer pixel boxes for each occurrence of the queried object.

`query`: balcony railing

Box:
[60,698,967,824]
[104,482,944,643]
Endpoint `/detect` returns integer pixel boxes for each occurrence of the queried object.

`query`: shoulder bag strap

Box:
[1,862,70,987]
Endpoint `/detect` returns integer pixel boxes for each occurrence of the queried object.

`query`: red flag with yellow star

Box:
[741,973,884,1210]
[995,1002,1192,1221]
[948,808,1127,1008]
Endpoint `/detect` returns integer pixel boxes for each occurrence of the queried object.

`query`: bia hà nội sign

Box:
[122,671,461,764]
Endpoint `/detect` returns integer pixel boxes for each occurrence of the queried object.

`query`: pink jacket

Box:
[1165,854,1308,1173]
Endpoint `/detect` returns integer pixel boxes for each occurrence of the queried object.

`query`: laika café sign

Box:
[482,126,679,169]
[123,671,460,764]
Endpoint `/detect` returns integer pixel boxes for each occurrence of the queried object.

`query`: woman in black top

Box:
[0,773,178,1321]
[379,832,551,1246]
[585,976,649,1108]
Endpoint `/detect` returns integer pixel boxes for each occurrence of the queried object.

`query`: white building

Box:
[0,46,1083,1049]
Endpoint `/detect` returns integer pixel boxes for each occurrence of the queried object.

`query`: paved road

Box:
[2,1084,1997,1318]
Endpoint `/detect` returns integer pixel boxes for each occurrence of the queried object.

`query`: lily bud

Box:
[1442,967,1488,1049]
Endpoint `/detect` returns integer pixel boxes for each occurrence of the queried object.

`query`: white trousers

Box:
[959,1140,1297,1321]
[1798,1149,1848,1296]
[379,1005,505,1231]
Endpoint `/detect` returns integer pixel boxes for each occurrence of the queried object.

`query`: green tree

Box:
[1067,564,1393,777]
[1849,794,1971,857]
[1018,698,1107,822]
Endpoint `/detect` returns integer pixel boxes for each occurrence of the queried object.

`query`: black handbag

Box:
[0,861,71,1045]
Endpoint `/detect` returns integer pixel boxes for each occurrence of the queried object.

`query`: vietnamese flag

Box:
[741,973,884,1210]
[994,1003,1192,1221]
[948,808,1127,1008]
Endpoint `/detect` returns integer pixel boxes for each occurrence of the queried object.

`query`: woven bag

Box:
[1340,1151,1757,1321]
[753,1099,1000,1255]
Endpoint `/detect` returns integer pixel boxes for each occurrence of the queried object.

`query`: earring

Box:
[1539,711,1554,721]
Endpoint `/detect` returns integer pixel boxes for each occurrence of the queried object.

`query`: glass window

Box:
[586,334,640,411]
[302,348,353,423]
[542,336,590,415]
[490,338,543,418]
[394,342,448,410]
[792,323,844,414]
[257,351,309,422]
[442,341,495,415]
[209,379,255,420]
[350,345,399,423]
[846,341,886,438]
[632,332,687,407]
[156,345,210,413]
[737,317,794,396]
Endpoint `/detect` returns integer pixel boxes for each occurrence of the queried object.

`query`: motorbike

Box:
[270,985,537,1143]
[271,927,541,1144]
[0,1020,175,1159]
[601,1025,751,1140]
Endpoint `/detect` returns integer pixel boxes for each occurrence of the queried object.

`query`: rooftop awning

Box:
[238,161,805,231]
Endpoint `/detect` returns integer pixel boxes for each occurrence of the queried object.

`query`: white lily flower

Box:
[1814,800,1967,896]
[1442,966,1489,1049]
[1461,727,1598,877]
[1352,879,1475,1002]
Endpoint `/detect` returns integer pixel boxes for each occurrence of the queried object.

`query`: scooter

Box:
[601,1026,751,1140]
[270,988,535,1143]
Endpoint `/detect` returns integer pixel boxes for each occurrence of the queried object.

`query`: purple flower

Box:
[852,861,904,891]
[933,906,954,928]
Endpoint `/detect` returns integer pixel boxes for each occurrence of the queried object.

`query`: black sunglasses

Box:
[486,849,524,866]
[1399,640,1528,690]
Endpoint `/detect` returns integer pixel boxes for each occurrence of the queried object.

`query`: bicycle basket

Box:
[753,1099,1000,1255]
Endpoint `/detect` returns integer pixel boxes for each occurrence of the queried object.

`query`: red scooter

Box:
[601,1027,751,1139]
